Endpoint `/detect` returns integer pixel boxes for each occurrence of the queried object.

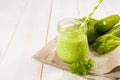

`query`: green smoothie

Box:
[57,27,88,63]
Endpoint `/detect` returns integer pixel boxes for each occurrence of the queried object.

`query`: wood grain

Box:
[0,0,52,80]
[33,37,57,63]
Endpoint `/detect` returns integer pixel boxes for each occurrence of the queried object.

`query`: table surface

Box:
[0,0,120,80]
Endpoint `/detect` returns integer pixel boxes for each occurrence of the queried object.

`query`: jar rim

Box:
[57,18,87,33]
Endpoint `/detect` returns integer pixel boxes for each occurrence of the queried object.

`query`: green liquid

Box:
[57,27,88,63]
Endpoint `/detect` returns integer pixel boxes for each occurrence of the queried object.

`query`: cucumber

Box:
[107,24,120,37]
[80,17,99,44]
[92,34,120,54]
[94,14,120,35]
[86,18,99,44]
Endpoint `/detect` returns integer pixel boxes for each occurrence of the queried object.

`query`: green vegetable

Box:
[107,24,120,37]
[94,14,120,35]
[86,18,99,44]
[92,34,120,54]
[69,59,94,75]
[80,18,99,44]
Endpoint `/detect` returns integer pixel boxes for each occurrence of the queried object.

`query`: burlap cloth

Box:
[33,38,120,79]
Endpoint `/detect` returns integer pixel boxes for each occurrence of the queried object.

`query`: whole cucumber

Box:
[107,24,120,37]
[80,17,99,44]
[94,14,120,35]
[86,18,99,44]
[92,34,120,54]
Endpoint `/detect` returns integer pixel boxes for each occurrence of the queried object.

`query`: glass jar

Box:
[57,18,88,63]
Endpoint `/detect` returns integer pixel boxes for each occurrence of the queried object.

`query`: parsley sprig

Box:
[69,59,94,75]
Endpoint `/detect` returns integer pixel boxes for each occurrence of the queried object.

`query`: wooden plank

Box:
[47,0,79,42]
[0,0,52,80]
[0,0,29,63]
[42,0,80,80]
[42,64,87,80]
[33,37,57,63]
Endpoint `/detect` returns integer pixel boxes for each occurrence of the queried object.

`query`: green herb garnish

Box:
[69,59,94,75]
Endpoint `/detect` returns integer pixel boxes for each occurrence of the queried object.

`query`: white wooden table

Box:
[0,0,120,80]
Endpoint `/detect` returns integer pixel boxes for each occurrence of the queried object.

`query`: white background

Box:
[0,0,120,80]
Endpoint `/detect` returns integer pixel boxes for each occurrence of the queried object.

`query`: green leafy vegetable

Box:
[69,59,94,75]
[92,34,120,54]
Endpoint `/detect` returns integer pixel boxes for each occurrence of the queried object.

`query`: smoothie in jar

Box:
[57,19,88,63]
